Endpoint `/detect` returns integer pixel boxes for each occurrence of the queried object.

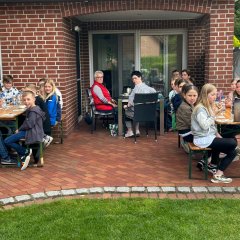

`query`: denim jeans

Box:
[4,131,26,156]
[0,131,9,159]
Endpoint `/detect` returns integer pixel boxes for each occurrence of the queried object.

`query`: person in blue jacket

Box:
[43,79,61,126]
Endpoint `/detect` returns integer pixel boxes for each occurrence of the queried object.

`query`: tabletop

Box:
[0,105,26,121]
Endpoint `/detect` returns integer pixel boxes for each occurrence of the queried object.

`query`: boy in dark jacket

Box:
[4,91,45,170]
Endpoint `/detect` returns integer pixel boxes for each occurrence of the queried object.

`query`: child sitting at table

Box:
[191,83,237,183]
[4,90,45,170]
[1,75,19,105]
[43,79,61,127]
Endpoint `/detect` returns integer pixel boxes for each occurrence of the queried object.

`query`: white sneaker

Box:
[43,135,53,147]
[211,175,232,183]
[125,131,134,138]
[136,130,140,136]
[21,149,32,171]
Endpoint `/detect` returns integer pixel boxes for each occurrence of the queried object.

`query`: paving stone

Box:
[222,187,237,193]
[76,188,89,194]
[15,195,32,202]
[207,187,223,193]
[116,187,130,193]
[192,187,208,193]
[31,192,47,199]
[89,187,104,194]
[0,197,15,205]
[177,187,191,193]
[61,189,77,196]
[161,187,176,193]
[103,187,116,193]
[131,187,145,192]
[147,187,161,193]
[45,190,62,197]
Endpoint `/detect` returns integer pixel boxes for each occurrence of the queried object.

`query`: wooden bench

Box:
[188,142,211,180]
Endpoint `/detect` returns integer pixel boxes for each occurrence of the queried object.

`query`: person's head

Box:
[197,83,217,112]
[38,78,46,95]
[24,83,37,95]
[175,79,188,93]
[22,90,36,108]
[94,71,104,84]
[172,69,180,80]
[170,78,176,90]
[235,80,240,95]
[44,79,56,97]
[131,71,142,85]
[3,75,13,90]
[231,79,237,91]
[182,84,198,106]
[181,69,191,81]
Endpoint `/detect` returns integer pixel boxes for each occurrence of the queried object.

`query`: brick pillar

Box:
[205,0,235,92]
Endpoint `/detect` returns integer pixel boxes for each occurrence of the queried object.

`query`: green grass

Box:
[0,198,240,240]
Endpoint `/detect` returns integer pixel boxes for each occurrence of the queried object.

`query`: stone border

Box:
[1,186,240,207]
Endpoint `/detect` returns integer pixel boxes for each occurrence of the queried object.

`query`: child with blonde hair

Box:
[191,83,237,183]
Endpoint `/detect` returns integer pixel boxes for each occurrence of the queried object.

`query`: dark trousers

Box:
[208,137,237,171]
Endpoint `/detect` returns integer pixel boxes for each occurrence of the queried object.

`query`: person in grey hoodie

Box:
[4,90,45,170]
[191,83,237,184]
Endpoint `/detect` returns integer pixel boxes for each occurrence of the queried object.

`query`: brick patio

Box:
[1,121,240,201]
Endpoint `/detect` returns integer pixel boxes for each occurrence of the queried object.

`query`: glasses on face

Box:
[96,76,103,79]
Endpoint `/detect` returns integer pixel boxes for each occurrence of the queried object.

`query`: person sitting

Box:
[124,70,156,138]
[176,84,198,145]
[191,83,237,183]
[39,78,63,109]
[43,79,62,127]
[1,75,19,105]
[91,70,117,111]
[24,84,53,148]
[4,91,45,170]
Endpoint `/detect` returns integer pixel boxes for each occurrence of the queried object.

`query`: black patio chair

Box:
[124,92,159,143]
[86,88,115,134]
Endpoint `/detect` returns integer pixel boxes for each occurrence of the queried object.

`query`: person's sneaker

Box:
[233,155,240,162]
[136,130,140,137]
[1,157,17,165]
[125,131,134,138]
[235,146,240,156]
[20,149,32,171]
[211,175,232,183]
[196,159,205,171]
[207,163,217,174]
[43,135,53,147]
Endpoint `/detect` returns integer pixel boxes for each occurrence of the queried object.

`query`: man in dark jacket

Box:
[4,90,45,170]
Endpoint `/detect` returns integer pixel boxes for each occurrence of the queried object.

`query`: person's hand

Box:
[15,129,19,133]
[111,99,117,104]
[216,132,222,138]
[112,103,117,108]
[123,105,128,109]
[225,97,232,108]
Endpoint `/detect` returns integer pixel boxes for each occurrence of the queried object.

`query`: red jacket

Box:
[91,81,113,111]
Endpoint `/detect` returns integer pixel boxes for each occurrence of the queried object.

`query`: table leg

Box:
[118,99,123,136]
[159,99,164,136]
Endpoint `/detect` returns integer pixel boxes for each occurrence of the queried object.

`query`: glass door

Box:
[140,34,183,96]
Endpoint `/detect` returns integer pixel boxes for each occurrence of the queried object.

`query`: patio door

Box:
[140,34,183,96]
[92,34,135,99]
[91,31,186,97]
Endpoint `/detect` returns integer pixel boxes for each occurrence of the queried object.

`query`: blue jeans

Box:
[0,131,9,159]
[4,131,26,156]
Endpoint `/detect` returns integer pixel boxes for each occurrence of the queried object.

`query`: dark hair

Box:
[236,80,240,85]
[181,84,198,95]
[3,75,13,83]
[181,69,191,76]
[174,78,188,87]
[131,71,142,78]
[172,69,179,74]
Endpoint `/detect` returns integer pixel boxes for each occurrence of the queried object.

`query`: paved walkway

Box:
[1,122,240,207]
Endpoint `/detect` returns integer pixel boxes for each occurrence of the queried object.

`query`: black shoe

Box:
[1,157,17,165]
[196,159,205,171]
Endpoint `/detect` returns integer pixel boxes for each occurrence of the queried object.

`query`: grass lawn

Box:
[0,198,239,240]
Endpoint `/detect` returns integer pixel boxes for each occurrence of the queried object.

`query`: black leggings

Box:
[208,137,237,171]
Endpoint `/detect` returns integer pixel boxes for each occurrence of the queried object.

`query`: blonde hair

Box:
[24,83,37,94]
[22,90,35,99]
[44,79,57,100]
[193,83,216,115]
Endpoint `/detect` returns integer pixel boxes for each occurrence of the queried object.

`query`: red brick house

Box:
[0,0,235,136]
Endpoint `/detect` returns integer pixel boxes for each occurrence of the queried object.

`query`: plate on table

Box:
[18,105,26,109]
[216,118,229,123]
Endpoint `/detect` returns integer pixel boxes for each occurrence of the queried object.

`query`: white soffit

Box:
[76,10,203,22]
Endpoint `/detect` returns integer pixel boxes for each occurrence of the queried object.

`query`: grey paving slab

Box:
[207,187,223,193]
[76,188,89,194]
[147,187,161,193]
[45,190,62,197]
[192,187,208,193]
[161,187,176,193]
[89,187,104,194]
[31,192,47,199]
[0,197,15,205]
[116,187,130,193]
[103,187,116,193]
[177,187,191,193]
[15,195,32,202]
[131,187,146,192]
[61,189,77,196]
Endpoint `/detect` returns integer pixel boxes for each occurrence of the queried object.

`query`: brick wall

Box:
[0,0,235,136]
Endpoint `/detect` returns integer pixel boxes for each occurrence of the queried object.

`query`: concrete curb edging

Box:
[0,186,239,207]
